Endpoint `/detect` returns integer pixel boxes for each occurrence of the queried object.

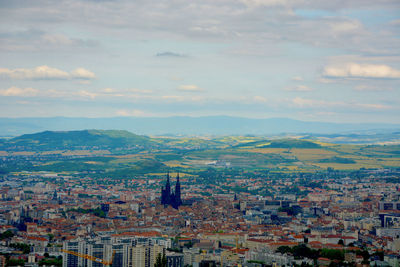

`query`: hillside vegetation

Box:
[3,130,154,151]
[0,130,400,175]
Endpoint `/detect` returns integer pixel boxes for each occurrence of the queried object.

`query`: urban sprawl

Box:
[0,169,400,267]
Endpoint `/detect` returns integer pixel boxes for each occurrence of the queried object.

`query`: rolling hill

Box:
[1,130,400,175]
[1,130,155,151]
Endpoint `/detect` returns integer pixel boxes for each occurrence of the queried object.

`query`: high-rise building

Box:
[63,241,114,267]
[130,244,165,267]
[166,252,184,267]
[63,236,169,267]
[0,255,6,267]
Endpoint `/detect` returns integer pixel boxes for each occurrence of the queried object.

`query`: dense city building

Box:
[1,168,400,266]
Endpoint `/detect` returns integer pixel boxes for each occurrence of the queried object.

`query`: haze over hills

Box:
[1,116,399,137]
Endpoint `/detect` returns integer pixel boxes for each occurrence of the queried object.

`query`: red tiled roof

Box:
[27,236,48,241]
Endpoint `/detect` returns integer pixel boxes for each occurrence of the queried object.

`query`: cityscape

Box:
[1,0,400,266]
[0,142,400,266]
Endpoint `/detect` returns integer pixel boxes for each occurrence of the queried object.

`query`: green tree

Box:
[48,234,54,241]
[291,244,319,259]
[356,250,370,262]
[372,251,384,261]
[278,206,302,216]
[320,249,344,261]
[0,230,14,240]
[155,253,161,267]
[6,258,25,266]
[162,253,167,267]
[154,253,167,267]
[276,246,292,254]
[38,258,62,266]
[9,243,31,254]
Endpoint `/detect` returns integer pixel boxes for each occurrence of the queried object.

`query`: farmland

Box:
[0,130,399,178]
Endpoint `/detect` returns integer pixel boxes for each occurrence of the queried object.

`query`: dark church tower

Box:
[161,172,171,205]
[161,172,182,209]
[174,173,182,208]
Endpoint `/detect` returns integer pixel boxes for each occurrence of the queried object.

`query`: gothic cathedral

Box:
[161,172,182,209]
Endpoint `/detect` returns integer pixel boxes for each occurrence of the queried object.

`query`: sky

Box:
[0,0,399,123]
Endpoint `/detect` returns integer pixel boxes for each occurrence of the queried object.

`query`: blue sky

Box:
[0,0,399,123]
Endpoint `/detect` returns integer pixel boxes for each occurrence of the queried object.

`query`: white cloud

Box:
[169,76,184,81]
[71,68,96,79]
[291,97,391,110]
[161,95,207,103]
[240,0,290,7]
[389,19,400,26]
[355,103,390,110]
[291,97,320,107]
[101,88,153,97]
[116,109,147,117]
[177,84,203,92]
[42,34,76,46]
[253,96,268,103]
[0,86,39,97]
[240,0,399,9]
[0,66,96,80]
[76,90,97,99]
[2,0,398,58]
[162,95,185,101]
[77,80,92,85]
[292,76,303,81]
[102,88,117,93]
[0,86,156,100]
[0,66,69,80]
[126,88,153,94]
[354,85,392,92]
[330,21,361,35]
[323,63,400,79]
[284,85,313,92]
[0,86,101,99]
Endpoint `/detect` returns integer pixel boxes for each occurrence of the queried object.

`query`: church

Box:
[161,172,182,209]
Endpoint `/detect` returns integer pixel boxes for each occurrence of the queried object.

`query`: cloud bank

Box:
[323,63,400,79]
[177,85,203,92]
[0,66,96,80]
[0,86,39,97]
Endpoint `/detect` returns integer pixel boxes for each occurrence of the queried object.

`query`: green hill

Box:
[2,130,154,151]
[232,140,271,148]
[262,139,321,148]
[318,156,356,164]
[1,130,400,174]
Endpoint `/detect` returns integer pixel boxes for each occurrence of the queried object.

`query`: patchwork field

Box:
[1,130,400,175]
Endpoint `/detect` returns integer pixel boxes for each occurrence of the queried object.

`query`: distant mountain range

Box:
[0,116,399,137]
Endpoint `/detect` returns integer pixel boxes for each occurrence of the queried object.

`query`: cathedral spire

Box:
[161,172,182,209]
[161,172,171,206]
[166,171,171,191]
[174,172,182,208]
